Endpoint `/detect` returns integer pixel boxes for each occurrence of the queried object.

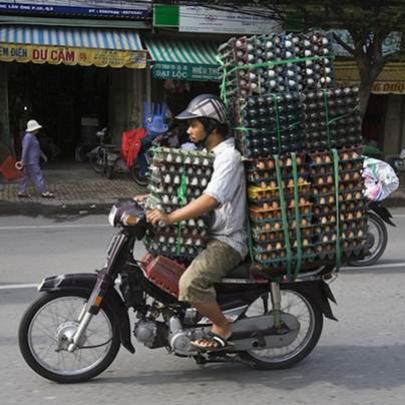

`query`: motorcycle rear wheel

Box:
[239,288,323,369]
[18,290,120,383]
[349,212,387,267]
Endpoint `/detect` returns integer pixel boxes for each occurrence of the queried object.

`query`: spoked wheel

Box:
[349,212,387,267]
[239,288,323,369]
[18,291,120,383]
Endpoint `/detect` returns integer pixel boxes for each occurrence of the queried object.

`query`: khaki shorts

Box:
[178,239,242,303]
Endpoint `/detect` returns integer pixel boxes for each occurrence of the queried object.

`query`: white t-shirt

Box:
[203,138,247,259]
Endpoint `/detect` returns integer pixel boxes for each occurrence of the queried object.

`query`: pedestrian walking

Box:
[15,119,54,198]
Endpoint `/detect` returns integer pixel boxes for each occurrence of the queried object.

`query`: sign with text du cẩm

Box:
[0,43,147,69]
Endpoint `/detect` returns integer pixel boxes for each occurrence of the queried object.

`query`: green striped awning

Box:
[144,38,220,82]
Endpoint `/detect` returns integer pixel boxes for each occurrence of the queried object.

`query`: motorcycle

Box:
[349,156,398,267]
[87,128,146,186]
[18,202,336,383]
[349,201,395,267]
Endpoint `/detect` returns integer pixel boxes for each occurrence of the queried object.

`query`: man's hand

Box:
[42,155,48,164]
[146,209,172,226]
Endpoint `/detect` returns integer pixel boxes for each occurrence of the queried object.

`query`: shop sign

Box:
[0,1,151,19]
[153,4,179,27]
[152,62,219,82]
[179,6,283,34]
[336,80,405,94]
[0,43,147,68]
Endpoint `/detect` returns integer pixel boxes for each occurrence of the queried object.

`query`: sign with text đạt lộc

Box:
[0,43,147,68]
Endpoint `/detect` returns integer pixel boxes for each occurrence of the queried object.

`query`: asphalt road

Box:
[1,210,405,405]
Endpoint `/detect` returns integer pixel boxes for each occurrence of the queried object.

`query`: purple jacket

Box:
[21,132,45,165]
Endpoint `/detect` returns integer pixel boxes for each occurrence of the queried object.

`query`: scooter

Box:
[18,202,336,383]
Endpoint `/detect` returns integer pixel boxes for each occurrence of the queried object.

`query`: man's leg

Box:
[178,240,242,347]
[30,163,47,194]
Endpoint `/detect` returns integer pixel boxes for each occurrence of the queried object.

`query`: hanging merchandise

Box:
[218,31,368,279]
[143,147,214,263]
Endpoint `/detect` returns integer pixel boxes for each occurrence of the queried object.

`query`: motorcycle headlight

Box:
[108,205,118,227]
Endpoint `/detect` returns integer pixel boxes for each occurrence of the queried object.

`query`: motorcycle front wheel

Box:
[349,211,387,267]
[18,290,120,383]
[239,288,323,369]
[89,153,104,174]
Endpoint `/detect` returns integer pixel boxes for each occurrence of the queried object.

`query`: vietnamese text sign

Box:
[0,43,147,68]
[152,62,219,82]
[0,1,151,19]
[179,6,283,34]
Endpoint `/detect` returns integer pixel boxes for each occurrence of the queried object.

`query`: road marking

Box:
[0,283,38,290]
[0,224,110,231]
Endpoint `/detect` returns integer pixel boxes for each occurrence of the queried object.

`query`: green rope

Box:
[216,55,229,106]
[246,207,255,263]
[272,95,282,154]
[291,153,302,279]
[327,105,360,126]
[322,89,332,149]
[176,174,188,256]
[331,149,341,271]
[274,155,292,278]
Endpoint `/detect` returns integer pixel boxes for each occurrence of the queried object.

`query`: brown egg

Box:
[296,157,302,165]
[301,218,308,226]
[275,242,283,250]
[327,175,333,184]
[274,222,281,230]
[352,151,359,159]
[315,156,322,164]
[267,243,273,250]
[347,213,354,220]
[325,155,332,164]
[286,158,292,167]
[257,161,266,170]
[267,160,274,169]
[328,196,335,204]
[342,152,349,160]
[272,201,279,210]
[355,192,362,200]
[318,177,324,185]
[356,211,362,219]
[270,180,277,188]
[298,177,306,184]
[321,217,327,224]
[303,239,309,247]
[322,235,329,243]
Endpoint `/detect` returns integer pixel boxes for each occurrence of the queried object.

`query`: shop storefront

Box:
[143,37,221,119]
[0,24,147,159]
[335,60,405,157]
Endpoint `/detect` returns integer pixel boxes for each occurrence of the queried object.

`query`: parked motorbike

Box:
[18,202,337,383]
[349,201,395,267]
[87,128,146,185]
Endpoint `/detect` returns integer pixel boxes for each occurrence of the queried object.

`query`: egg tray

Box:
[313,187,363,197]
[252,226,314,243]
[249,209,313,225]
[149,225,209,240]
[248,189,312,205]
[143,244,203,263]
[151,147,214,166]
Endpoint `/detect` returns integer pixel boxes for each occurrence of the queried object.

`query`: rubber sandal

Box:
[17,193,31,198]
[41,192,55,199]
[190,331,233,352]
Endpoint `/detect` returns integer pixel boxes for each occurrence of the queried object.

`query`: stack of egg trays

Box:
[144,147,214,262]
[217,32,334,100]
[233,93,305,158]
[302,87,363,151]
[308,147,368,262]
[246,155,317,270]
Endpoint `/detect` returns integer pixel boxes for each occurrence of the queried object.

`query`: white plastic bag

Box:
[363,157,399,201]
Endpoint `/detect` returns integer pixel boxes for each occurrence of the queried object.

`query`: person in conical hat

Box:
[15,119,54,198]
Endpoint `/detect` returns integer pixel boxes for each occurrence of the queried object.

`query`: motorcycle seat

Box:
[225,260,251,278]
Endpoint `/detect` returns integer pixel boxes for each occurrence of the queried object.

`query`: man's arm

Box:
[21,134,31,165]
[146,194,218,225]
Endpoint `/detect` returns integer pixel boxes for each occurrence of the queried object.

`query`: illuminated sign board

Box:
[0,1,151,19]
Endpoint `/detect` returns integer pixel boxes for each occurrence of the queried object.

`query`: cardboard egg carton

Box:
[144,147,214,262]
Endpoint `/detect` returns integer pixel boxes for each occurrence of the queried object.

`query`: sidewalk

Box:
[1,161,405,217]
[0,162,146,216]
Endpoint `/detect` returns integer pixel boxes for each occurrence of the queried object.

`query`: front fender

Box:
[39,273,135,353]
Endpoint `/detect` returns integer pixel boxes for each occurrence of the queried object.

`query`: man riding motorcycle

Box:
[146,94,247,351]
